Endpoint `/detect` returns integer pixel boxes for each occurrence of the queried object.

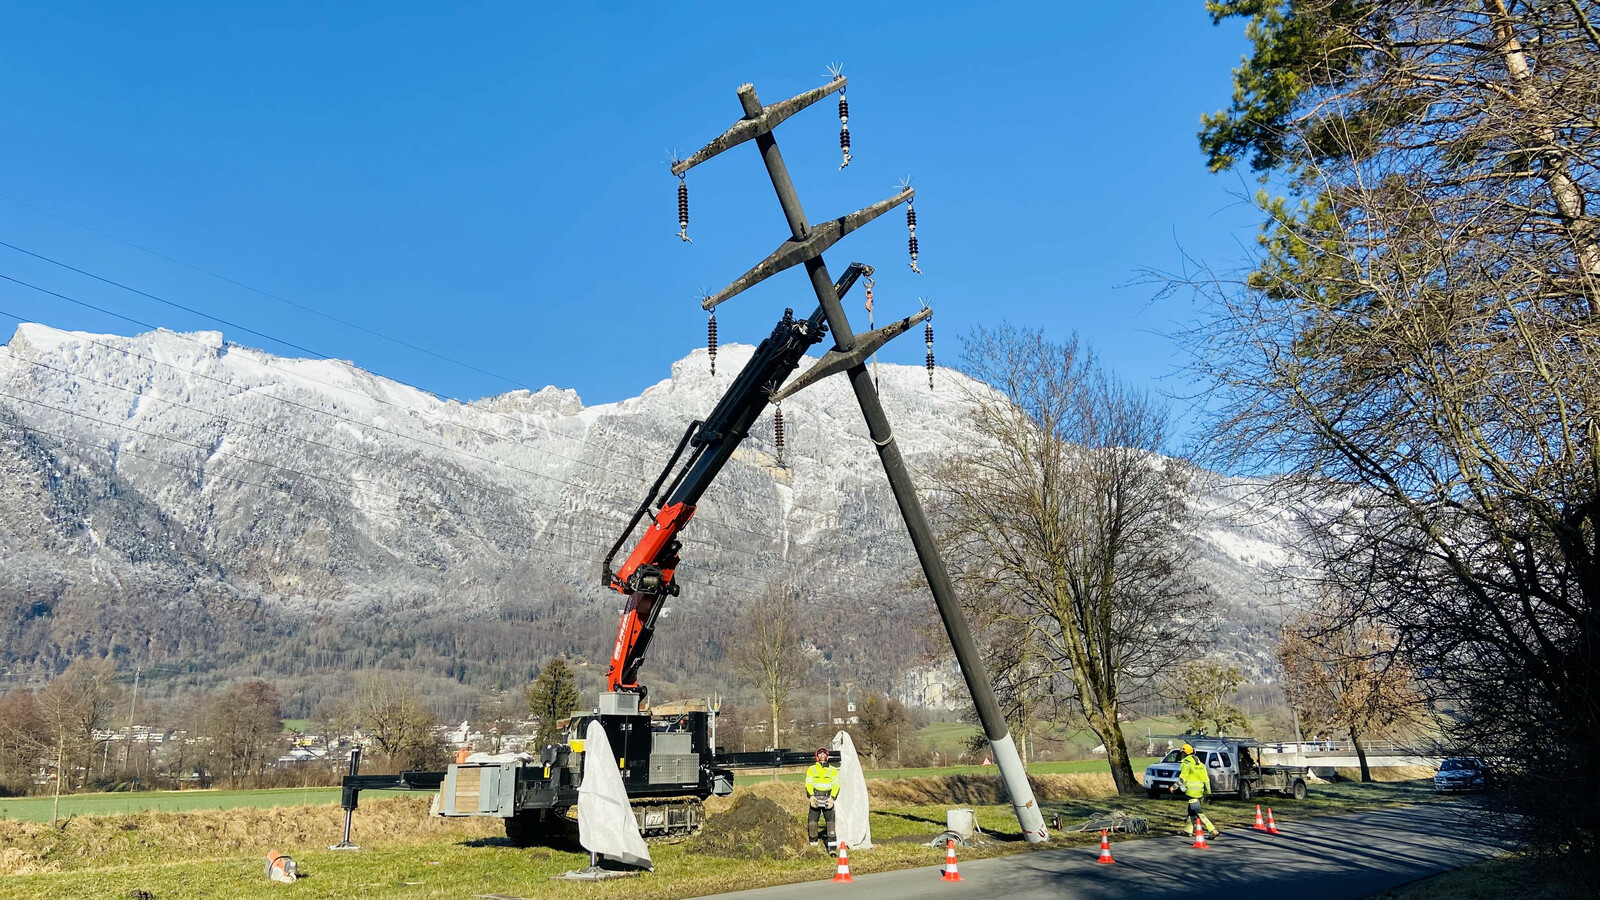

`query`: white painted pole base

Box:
[988,733,1048,842]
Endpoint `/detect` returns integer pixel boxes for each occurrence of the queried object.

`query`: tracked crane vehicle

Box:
[339,267,875,845]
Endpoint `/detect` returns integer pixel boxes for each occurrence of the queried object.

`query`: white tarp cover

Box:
[832,730,872,849]
[577,721,652,869]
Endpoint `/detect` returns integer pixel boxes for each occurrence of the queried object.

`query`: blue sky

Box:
[0,1,1257,445]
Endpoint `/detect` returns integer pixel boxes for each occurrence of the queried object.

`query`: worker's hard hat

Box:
[816,746,830,756]
[1181,743,1194,754]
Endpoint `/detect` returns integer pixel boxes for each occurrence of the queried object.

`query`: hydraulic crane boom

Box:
[600,264,871,696]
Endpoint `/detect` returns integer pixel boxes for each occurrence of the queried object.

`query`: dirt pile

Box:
[691,794,808,859]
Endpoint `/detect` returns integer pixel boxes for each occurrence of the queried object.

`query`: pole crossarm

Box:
[701,188,913,311]
[671,77,846,177]
[770,307,931,404]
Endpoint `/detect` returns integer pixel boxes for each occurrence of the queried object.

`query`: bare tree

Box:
[729,586,809,751]
[34,659,120,821]
[474,692,520,754]
[355,676,441,771]
[1278,593,1422,783]
[1185,0,1600,867]
[933,325,1202,795]
[203,681,283,786]
[1168,658,1250,737]
[850,693,916,769]
[0,691,45,794]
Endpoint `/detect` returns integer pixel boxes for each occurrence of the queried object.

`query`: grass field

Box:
[765,757,1156,783]
[0,760,1152,823]
[0,772,1440,900]
[0,787,385,823]
[913,714,1283,760]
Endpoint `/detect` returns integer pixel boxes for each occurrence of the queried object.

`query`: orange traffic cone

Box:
[1096,829,1116,864]
[1253,804,1268,831]
[1191,825,1210,849]
[832,843,854,883]
[1266,807,1281,835]
[941,838,964,882]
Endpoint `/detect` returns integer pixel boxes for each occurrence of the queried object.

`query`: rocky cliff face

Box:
[0,323,1302,708]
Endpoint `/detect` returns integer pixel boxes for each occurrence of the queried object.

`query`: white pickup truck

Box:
[1142,736,1310,802]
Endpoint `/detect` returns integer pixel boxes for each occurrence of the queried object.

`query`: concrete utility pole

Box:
[672,75,1049,842]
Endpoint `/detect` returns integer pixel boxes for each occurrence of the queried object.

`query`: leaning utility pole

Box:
[672,74,1048,842]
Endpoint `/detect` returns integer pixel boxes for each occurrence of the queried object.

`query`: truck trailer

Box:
[1142,735,1310,802]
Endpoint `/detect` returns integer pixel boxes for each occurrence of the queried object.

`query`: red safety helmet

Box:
[815,746,831,757]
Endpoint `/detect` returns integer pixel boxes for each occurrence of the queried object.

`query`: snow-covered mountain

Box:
[0,323,1302,708]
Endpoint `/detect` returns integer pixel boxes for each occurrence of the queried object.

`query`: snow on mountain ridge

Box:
[0,323,1302,692]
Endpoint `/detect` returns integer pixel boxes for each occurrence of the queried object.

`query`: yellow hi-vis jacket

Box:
[805,762,840,798]
[1179,753,1211,799]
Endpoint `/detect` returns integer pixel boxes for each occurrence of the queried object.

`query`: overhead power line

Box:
[0,191,532,389]
[0,269,871,519]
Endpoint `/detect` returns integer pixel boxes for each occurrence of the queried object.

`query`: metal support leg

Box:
[734,83,1048,842]
[330,747,362,851]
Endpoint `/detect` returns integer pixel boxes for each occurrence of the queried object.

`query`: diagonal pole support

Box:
[728,81,1048,842]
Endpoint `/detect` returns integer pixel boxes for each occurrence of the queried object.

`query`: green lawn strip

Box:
[0,787,354,822]
[764,757,1156,783]
[0,760,1144,821]
[0,781,1437,900]
[1363,853,1570,900]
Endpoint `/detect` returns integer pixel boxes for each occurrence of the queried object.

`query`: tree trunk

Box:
[1351,729,1371,783]
[51,731,64,827]
[770,700,780,752]
[1488,0,1600,310]
[1089,712,1139,795]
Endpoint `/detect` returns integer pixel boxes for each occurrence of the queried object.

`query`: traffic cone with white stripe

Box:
[940,838,963,882]
[1266,807,1281,835]
[1096,829,1116,864]
[1191,824,1210,849]
[1253,804,1268,831]
[832,843,854,883]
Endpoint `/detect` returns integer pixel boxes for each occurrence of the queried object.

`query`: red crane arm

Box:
[605,501,696,693]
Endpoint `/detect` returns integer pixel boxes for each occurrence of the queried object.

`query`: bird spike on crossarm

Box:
[670,75,846,178]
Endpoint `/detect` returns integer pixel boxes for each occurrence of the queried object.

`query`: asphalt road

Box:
[707,801,1502,900]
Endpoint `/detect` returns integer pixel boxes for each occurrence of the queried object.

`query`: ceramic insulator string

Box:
[925,319,935,389]
[773,404,785,466]
[707,313,718,375]
[677,176,691,243]
[907,202,921,274]
[838,91,851,170]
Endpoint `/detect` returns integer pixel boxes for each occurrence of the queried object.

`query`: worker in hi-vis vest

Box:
[1172,742,1217,837]
[804,746,840,849]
